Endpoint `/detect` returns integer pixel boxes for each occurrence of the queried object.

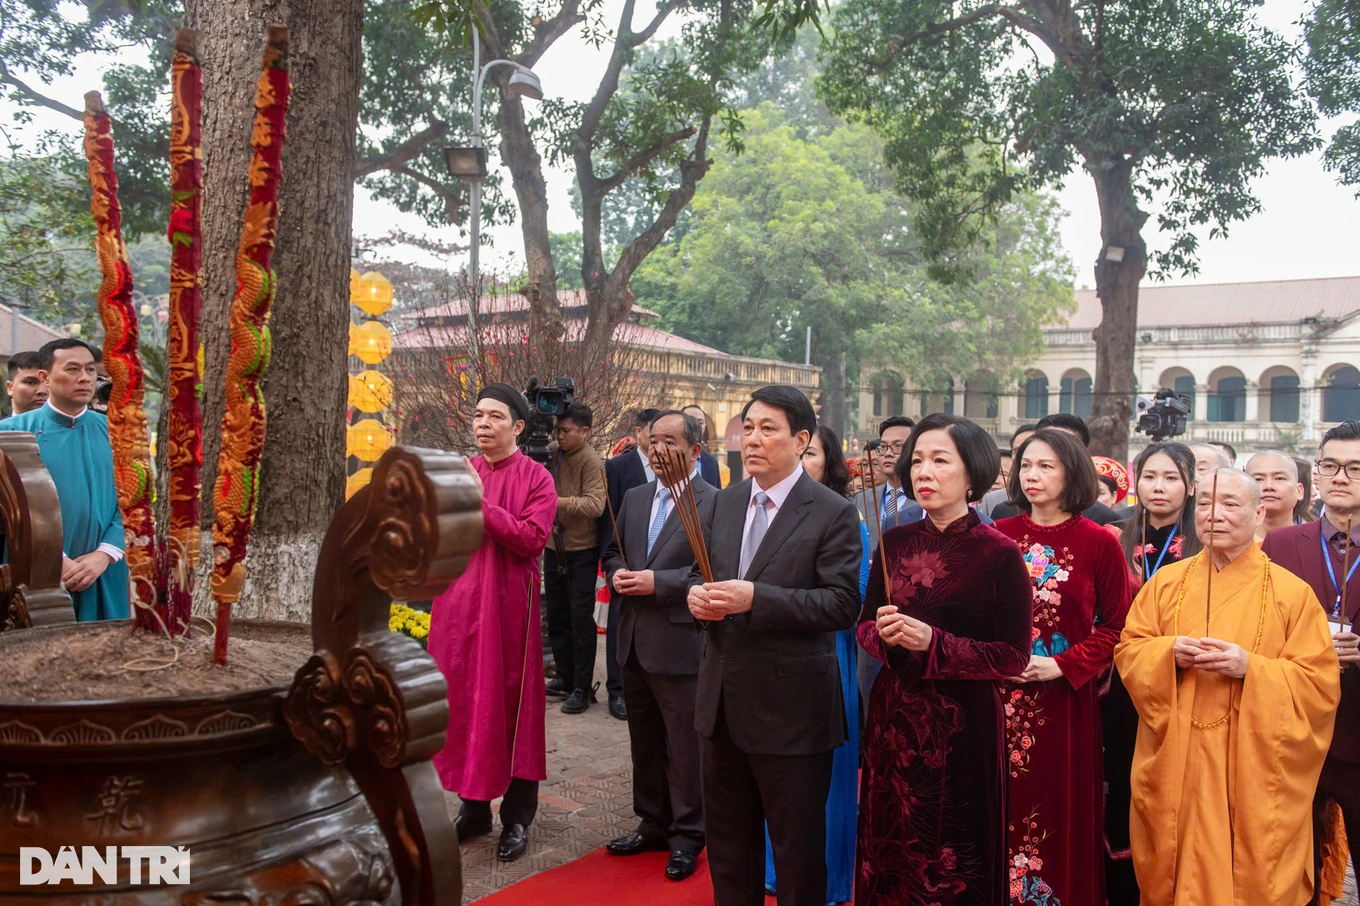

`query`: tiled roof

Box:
[0,305,68,357]
[1054,276,1360,330]
[399,290,660,322]
[392,317,724,356]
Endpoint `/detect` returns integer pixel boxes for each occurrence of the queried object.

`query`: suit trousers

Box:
[458,777,539,828]
[702,704,833,906]
[1311,756,1360,904]
[544,547,601,692]
[622,649,704,854]
[606,597,623,698]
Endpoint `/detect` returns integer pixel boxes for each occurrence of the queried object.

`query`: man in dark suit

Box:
[687,385,861,906]
[601,409,714,882]
[1260,421,1360,901]
[599,407,663,720]
[683,404,723,488]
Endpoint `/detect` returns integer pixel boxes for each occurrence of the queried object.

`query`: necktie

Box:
[647,489,671,557]
[884,486,898,522]
[740,492,771,579]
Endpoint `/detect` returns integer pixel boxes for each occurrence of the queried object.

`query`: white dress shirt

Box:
[742,464,805,544]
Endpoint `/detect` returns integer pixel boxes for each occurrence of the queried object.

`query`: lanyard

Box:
[1146,525,1177,580]
[1320,527,1360,617]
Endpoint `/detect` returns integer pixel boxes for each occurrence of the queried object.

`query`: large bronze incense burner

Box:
[0,447,481,904]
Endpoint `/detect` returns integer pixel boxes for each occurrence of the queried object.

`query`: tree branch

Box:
[518,0,587,68]
[578,0,641,144]
[355,121,449,178]
[631,0,686,47]
[395,166,466,225]
[599,126,697,192]
[612,117,713,283]
[0,70,82,121]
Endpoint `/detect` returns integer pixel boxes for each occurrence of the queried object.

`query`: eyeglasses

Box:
[879,441,906,454]
[1316,460,1360,480]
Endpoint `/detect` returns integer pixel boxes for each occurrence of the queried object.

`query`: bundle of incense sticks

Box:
[861,452,893,600]
[1206,471,1218,634]
[1341,514,1354,634]
[655,447,713,583]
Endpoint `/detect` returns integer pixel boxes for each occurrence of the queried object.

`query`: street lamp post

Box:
[443,24,543,376]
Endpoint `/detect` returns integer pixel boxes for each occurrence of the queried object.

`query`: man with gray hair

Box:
[601,409,715,881]
[1247,450,1304,540]
[1192,444,1234,485]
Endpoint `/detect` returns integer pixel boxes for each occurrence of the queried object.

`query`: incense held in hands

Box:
[655,447,713,583]
[863,452,893,602]
[1206,471,1218,635]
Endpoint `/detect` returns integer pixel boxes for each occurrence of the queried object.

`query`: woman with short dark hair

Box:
[993,429,1133,905]
[856,414,1033,904]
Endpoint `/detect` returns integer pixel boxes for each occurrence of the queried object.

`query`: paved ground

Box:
[451,634,637,903]
[448,636,1360,905]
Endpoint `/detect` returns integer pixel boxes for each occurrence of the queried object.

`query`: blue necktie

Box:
[647,489,671,557]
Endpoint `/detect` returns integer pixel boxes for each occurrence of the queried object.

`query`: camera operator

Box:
[544,403,608,714]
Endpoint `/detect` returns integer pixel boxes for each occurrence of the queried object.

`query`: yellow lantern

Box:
[348,370,394,413]
[346,467,373,500]
[349,268,362,302]
[347,419,394,461]
[354,271,394,316]
[352,319,392,364]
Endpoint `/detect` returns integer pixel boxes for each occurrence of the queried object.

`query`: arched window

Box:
[870,372,905,418]
[1208,368,1247,423]
[1059,369,1093,419]
[965,372,1000,419]
[1024,372,1049,419]
[1260,366,1300,423]
[1324,366,1360,422]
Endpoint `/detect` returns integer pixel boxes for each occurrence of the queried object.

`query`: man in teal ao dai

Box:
[1,338,129,621]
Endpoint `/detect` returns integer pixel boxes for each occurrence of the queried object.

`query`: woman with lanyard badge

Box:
[1104,441,1203,906]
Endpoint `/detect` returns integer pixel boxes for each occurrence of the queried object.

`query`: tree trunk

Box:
[187,0,361,621]
[824,352,847,438]
[1087,159,1148,462]
[497,97,562,348]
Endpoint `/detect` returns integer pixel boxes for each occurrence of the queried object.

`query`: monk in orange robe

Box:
[1116,468,1340,906]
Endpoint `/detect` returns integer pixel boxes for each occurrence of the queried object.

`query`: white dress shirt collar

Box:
[749,464,804,511]
[637,446,656,482]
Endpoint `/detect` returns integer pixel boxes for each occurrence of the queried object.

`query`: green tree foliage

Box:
[1306,0,1360,190]
[634,104,1074,390]
[0,151,98,328]
[800,0,1316,457]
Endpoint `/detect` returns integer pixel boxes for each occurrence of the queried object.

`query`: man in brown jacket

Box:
[544,402,609,713]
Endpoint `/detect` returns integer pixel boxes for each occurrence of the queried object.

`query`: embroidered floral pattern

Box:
[1138,534,1184,574]
[1009,810,1059,905]
[1004,686,1045,777]
[1022,541,1073,655]
[894,550,948,602]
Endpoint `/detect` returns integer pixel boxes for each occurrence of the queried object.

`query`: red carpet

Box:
[477,847,778,905]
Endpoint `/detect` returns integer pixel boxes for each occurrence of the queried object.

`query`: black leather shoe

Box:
[545,677,571,699]
[665,850,699,881]
[608,695,627,720]
[561,688,594,714]
[455,813,492,842]
[606,832,669,856]
[497,823,529,862]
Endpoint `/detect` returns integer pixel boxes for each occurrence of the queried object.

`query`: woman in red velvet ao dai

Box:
[993,429,1132,906]
[856,415,1032,906]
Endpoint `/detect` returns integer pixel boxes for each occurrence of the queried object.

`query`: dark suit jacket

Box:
[602,477,716,676]
[694,472,862,756]
[698,450,721,488]
[598,449,650,555]
[1261,519,1360,761]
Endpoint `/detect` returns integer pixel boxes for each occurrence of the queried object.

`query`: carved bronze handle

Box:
[286,446,482,906]
[0,432,73,632]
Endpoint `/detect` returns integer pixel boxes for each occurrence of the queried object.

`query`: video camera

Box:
[1135,388,1191,442]
[521,375,575,465]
